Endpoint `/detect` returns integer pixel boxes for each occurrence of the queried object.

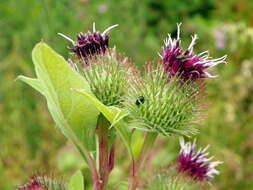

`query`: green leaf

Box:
[108,106,129,129]
[18,42,99,150]
[73,89,133,159]
[68,170,84,190]
[17,76,45,95]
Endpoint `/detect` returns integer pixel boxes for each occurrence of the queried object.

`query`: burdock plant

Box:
[58,23,133,190]
[18,23,226,190]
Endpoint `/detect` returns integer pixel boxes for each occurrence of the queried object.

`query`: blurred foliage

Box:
[0,0,253,189]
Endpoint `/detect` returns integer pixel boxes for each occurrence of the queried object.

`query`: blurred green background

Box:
[1,0,253,189]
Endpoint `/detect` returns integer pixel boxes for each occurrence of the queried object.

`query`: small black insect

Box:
[135,96,145,106]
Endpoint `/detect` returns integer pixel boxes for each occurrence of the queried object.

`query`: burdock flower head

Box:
[177,138,223,181]
[18,179,45,190]
[60,23,133,107]
[80,49,133,106]
[17,175,66,190]
[59,23,118,60]
[161,23,227,81]
[125,64,203,136]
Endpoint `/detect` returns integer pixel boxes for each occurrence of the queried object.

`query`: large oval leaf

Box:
[18,42,99,150]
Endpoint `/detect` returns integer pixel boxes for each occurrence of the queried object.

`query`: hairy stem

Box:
[128,132,158,190]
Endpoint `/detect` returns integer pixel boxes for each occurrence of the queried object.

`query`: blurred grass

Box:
[0,0,253,189]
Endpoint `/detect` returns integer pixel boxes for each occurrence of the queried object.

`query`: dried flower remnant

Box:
[58,23,118,59]
[177,138,223,181]
[161,23,227,81]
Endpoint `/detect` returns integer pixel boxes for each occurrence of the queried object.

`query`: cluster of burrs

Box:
[57,23,225,184]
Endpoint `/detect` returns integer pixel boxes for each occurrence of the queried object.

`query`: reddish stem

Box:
[97,115,110,190]
[92,173,101,190]
[109,143,116,172]
[128,161,138,190]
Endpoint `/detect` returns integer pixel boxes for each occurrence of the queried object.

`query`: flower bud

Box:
[80,49,133,106]
[146,169,198,190]
[60,24,133,107]
[125,64,203,136]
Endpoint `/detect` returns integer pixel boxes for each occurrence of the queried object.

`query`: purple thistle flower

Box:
[58,23,118,59]
[161,23,227,81]
[18,179,45,190]
[177,138,223,181]
[71,31,109,58]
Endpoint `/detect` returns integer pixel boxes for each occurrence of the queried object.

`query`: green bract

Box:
[18,42,99,150]
[125,65,202,136]
[35,176,67,190]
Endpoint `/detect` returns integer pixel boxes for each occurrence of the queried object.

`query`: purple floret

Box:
[18,179,45,190]
[59,23,118,60]
[71,32,109,59]
[177,138,222,181]
[162,23,227,81]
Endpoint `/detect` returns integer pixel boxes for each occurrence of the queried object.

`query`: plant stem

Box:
[63,125,100,190]
[97,115,111,190]
[128,132,158,190]
[108,143,116,172]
